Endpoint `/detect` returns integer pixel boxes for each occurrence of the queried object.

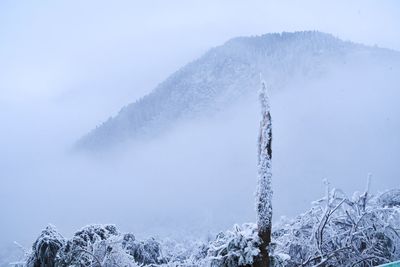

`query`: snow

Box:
[20,188,400,266]
[4,31,400,267]
[206,223,261,266]
[256,80,273,231]
[77,31,374,150]
[271,188,400,266]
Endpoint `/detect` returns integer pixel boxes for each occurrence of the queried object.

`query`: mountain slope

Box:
[76,31,397,150]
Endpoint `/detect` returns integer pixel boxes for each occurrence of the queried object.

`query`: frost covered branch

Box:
[272,188,400,267]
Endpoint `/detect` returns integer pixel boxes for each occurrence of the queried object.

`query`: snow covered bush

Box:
[271,187,400,267]
[26,225,65,267]
[124,235,166,265]
[25,225,168,267]
[206,224,261,267]
[377,189,400,208]
[22,187,400,267]
[56,224,120,266]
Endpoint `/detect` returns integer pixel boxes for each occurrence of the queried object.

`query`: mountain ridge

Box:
[76,31,398,151]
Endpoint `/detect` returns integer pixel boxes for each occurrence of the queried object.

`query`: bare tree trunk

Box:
[253,80,273,267]
[254,225,271,267]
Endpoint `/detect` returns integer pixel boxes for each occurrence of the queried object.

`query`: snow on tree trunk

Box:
[254,80,272,267]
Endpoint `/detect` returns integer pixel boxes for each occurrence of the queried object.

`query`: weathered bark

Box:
[254,226,271,267]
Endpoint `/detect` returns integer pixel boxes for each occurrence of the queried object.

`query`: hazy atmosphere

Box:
[1,1,399,266]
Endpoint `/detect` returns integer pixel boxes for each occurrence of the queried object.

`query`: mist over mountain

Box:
[2,0,400,264]
[68,31,400,243]
[2,30,400,266]
[77,31,397,151]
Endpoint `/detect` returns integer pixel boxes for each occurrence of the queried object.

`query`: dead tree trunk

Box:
[254,80,272,267]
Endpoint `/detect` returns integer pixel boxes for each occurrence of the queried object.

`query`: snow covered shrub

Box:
[56,224,120,266]
[124,236,167,265]
[84,235,137,267]
[26,225,65,267]
[377,189,400,208]
[163,238,209,265]
[206,223,261,267]
[25,225,168,267]
[271,188,400,267]
[22,187,399,267]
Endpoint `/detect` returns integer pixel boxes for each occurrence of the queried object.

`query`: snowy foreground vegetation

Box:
[21,188,400,267]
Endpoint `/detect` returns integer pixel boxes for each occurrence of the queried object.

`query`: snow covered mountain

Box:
[76,31,399,150]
